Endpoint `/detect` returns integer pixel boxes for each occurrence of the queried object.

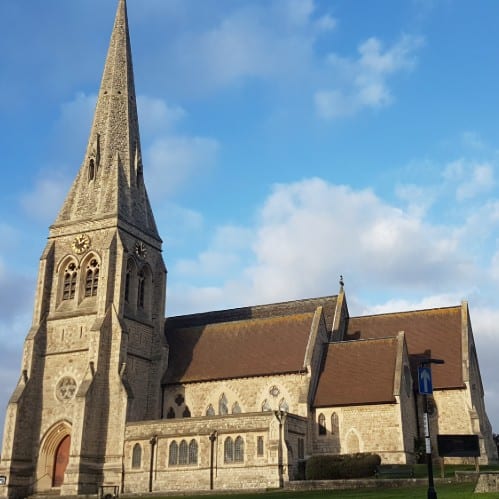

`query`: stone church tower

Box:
[0,0,167,496]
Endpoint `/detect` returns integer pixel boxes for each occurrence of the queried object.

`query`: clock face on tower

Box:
[134,240,147,259]
[72,234,91,255]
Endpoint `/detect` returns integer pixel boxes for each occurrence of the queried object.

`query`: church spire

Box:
[53,0,159,240]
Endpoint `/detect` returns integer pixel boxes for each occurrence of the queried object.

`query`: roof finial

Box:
[339,275,344,292]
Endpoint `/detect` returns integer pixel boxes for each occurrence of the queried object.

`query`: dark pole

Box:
[148,436,157,493]
[420,358,444,499]
[209,431,217,490]
[423,393,437,499]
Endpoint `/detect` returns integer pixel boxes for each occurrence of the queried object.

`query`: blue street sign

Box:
[418,366,433,395]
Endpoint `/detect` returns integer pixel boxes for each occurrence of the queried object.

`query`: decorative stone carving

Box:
[56,376,77,402]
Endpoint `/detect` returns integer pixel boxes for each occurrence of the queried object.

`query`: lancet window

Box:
[137,271,145,308]
[224,436,244,463]
[318,413,327,435]
[257,436,264,456]
[219,393,228,415]
[132,443,142,469]
[63,262,78,300]
[84,258,99,297]
[206,404,215,416]
[168,441,178,465]
[331,412,339,435]
[168,439,198,466]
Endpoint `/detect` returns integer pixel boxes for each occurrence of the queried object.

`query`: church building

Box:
[0,1,496,497]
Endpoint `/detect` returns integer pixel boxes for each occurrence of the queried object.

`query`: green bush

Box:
[305,453,381,480]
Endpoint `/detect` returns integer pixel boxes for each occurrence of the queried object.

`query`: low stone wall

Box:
[474,473,499,493]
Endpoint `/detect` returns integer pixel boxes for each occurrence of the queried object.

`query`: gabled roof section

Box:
[314,337,399,408]
[164,312,317,384]
[166,295,338,331]
[345,306,463,389]
[53,0,159,239]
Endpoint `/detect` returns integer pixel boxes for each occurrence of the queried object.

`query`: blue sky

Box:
[1,0,499,439]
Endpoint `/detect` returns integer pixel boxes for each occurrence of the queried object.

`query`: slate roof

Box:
[345,306,463,389]
[314,337,399,407]
[164,310,320,384]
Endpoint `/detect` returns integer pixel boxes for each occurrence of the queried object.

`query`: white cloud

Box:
[20,174,71,222]
[315,34,423,119]
[145,136,219,200]
[166,177,480,316]
[175,226,253,278]
[137,96,186,139]
[443,159,495,201]
[456,163,494,201]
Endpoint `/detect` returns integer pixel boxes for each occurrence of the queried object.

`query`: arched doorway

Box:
[52,435,71,487]
[36,421,72,492]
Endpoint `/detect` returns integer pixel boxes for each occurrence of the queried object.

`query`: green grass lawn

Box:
[144,482,499,499]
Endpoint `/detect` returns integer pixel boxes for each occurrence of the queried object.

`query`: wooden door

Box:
[52,435,70,487]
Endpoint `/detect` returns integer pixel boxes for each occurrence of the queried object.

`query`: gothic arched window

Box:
[62,262,78,301]
[331,412,339,435]
[224,437,234,463]
[166,407,175,419]
[262,399,271,412]
[132,443,142,469]
[188,440,198,464]
[206,404,215,416]
[182,406,191,418]
[318,413,326,435]
[219,393,228,415]
[168,441,178,466]
[232,402,241,414]
[88,159,95,181]
[84,258,99,297]
[125,261,132,303]
[234,436,244,462]
[179,440,188,465]
[257,436,264,456]
[137,271,145,308]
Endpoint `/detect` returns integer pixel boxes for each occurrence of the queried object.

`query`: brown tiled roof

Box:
[164,312,316,384]
[345,306,463,389]
[314,337,399,407]
[166,295,338,332]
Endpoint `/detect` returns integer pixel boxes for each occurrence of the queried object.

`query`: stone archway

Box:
[36,421,72,491]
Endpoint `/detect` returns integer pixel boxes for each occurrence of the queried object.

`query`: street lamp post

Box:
[419,358,444,499]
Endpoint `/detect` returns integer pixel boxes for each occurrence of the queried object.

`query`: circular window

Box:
[56,376,77,402]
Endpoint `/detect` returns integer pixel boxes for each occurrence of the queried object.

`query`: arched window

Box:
[84,258,99,297]
[234,436,244,462]
[168,441,178,466]
[166,407,175,419]
[262,399,271,412]
[179,440,188,465]
[318,413,326,435]
[132,443,142,469]
[88,159,95,181]
[206,404,215,416]
[63,262,78,300]
[279,398,289,412]
[257,436,264,457]
[137,271,145,308]
[188,440,198,464]
[182,406,191,418]
[224,437,234,463]
[125,261,132,303]
[331,412,339,435]
[232,402,241,414]
[219,393,228,415]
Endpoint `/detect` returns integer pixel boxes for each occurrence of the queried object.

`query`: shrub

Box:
[305,453,381,480]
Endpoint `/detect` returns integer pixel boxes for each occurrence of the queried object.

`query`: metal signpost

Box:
[419,358,444,499]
